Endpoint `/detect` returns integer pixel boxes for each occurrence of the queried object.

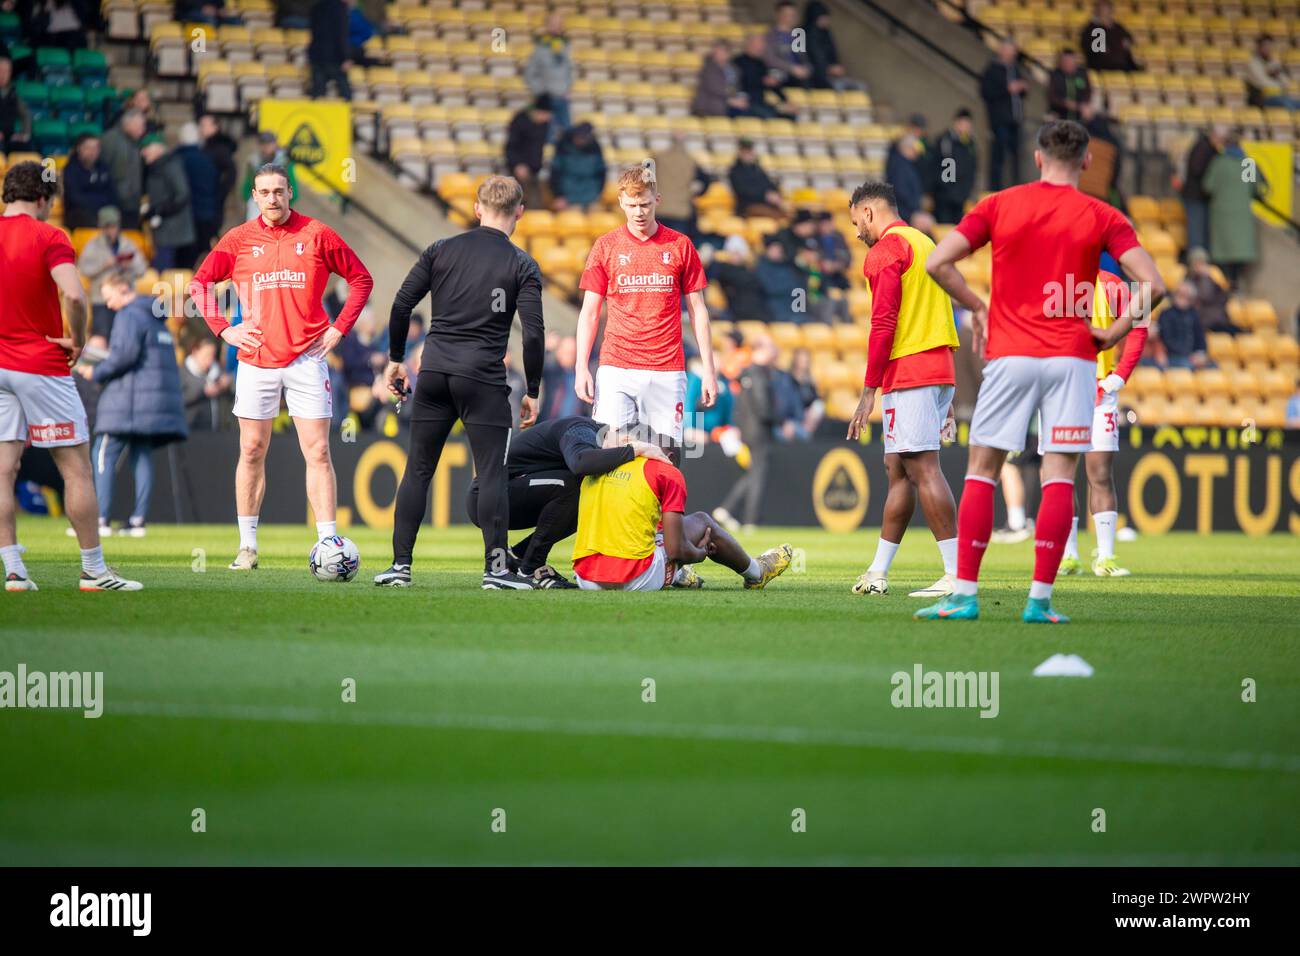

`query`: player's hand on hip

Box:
[519,395,539,430]
[384,361,409,398]
[846,387,875,440]
[307,327,343,358]
[574,367,595,404]
[700,371,718,408]
[970,304,989,359]
[941,404,957,442]
[44,335,82,368]
[1099,372,1125,395]
[1090,323,1125,353]
[220,324,263,354]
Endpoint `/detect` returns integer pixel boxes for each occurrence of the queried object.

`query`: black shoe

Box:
[505,546,522,573]
[374,564,412,587]
[528,565,579,589]
[481,569,534,590]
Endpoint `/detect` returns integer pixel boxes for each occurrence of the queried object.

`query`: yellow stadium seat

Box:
[1244,299,1278,332]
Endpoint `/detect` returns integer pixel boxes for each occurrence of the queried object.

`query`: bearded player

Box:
[189,163,373,571]
[573,161,717,460]
[917,120,1164,623]
[844,180,961,599]
[1055,269,1148,577]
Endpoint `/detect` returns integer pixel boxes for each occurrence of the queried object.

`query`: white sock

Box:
[954,578,978,596]
[1064,517,1080,560]
[868,538,900,574]
[81,546,108,576]
[741,557,761,582]
[936,537,957,576]
[1094,511,1118,559]
[1029,580,1053,600]
[1,544,27,577]
[1007,505,1026,531]
[238,515,258,551]
[316,520,337,541]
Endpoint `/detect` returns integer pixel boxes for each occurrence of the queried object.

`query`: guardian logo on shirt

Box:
[615,272,674,290]
[252,269,307,290]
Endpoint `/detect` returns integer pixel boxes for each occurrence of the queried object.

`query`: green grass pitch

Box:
[2,517,1297,865]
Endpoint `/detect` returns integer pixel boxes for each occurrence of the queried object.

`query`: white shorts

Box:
[0,367,90,447]
[970,356,1095,454]
[1090,388,1120,453]
[232,353,332,420]
[592,365,687,443]
[574,543,672,592]
[882,384,955,454]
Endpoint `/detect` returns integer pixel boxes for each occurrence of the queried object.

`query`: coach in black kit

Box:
[376,176,545,590]
[465,416,671,588]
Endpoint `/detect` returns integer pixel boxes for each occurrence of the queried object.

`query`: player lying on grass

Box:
[375,415,671,589]
[571,425,793,592]
[845,180,961,600]
[1055,268,1147,577]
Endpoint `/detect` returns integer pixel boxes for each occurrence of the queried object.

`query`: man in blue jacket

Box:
[77,272,188,536]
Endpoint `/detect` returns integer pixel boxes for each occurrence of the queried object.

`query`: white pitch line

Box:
[106,699,1300,774]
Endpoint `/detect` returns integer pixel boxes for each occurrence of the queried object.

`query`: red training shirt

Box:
[189,210,373,369]
[573,458,688,585]
[954,181,1140,362]
[579,223,706,372]
[0,214,78,377]
[861,221,956,393]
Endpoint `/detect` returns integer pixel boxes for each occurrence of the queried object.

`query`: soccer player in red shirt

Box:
[574,162,717,458]
[0,162,141,591]
[844,180,961,599]
[189,163,373,571]
[917,120,1165,623]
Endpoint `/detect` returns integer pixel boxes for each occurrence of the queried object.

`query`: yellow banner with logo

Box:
[258,99,353,197]
[1242,140,1292,228]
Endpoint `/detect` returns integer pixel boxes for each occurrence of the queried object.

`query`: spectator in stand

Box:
[179,336,233,431]
[815,211,851,293]
[774,209,819,265]
[1202,133,1267,286]
[139,134,195,270]
[36,0,86,51]
[885,134,924,224]
[1287,379,1300,429]
[1081,1,1139,73]
[729,139,789,218]
[652,131,711,240]
[242,131,296,220]
[691,39,749,118]
[549,122,605,212]
[308,0,352,100]
[347,0,378,66]
[77,272,188,537]
[62,133,119,230]
[756,236,808,324]
[980,38,1027,191]
[702,236,770,323]
[1185,248,1243,335]
[1156,281,1211,370]
[802,1,848,91]
[539,335,587,421]
[100,108,147,229]
[1048,48,1091,122]
[77,206,147,338]
[764,1,812,90]
[686,353,732,442]
[909,209,938,241]
[734,33,795,120]
[886,114,929,181]
[929,108,977,223]
[198,113,238,232]
[175,121,221,266]
[1246,36,1299,110]
[523,12,573,139]
[714,333,781,532]
[786,347,825,439]
[107,88,162,134]
[504,95,552,212]
[1178,125,1226,254]
[0,56,32,153]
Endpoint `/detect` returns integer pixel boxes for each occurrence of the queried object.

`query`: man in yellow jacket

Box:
[846,180,962,599]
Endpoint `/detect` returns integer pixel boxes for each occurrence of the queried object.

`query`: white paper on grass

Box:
[1032,654,1094,678]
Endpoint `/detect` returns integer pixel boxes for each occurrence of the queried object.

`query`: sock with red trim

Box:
[1031,480,1075,597]
[955,476,996,595]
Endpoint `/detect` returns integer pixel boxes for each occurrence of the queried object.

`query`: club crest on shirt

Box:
[661,251,671,264]
[295,242,305,255]
[618,253,631,265]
